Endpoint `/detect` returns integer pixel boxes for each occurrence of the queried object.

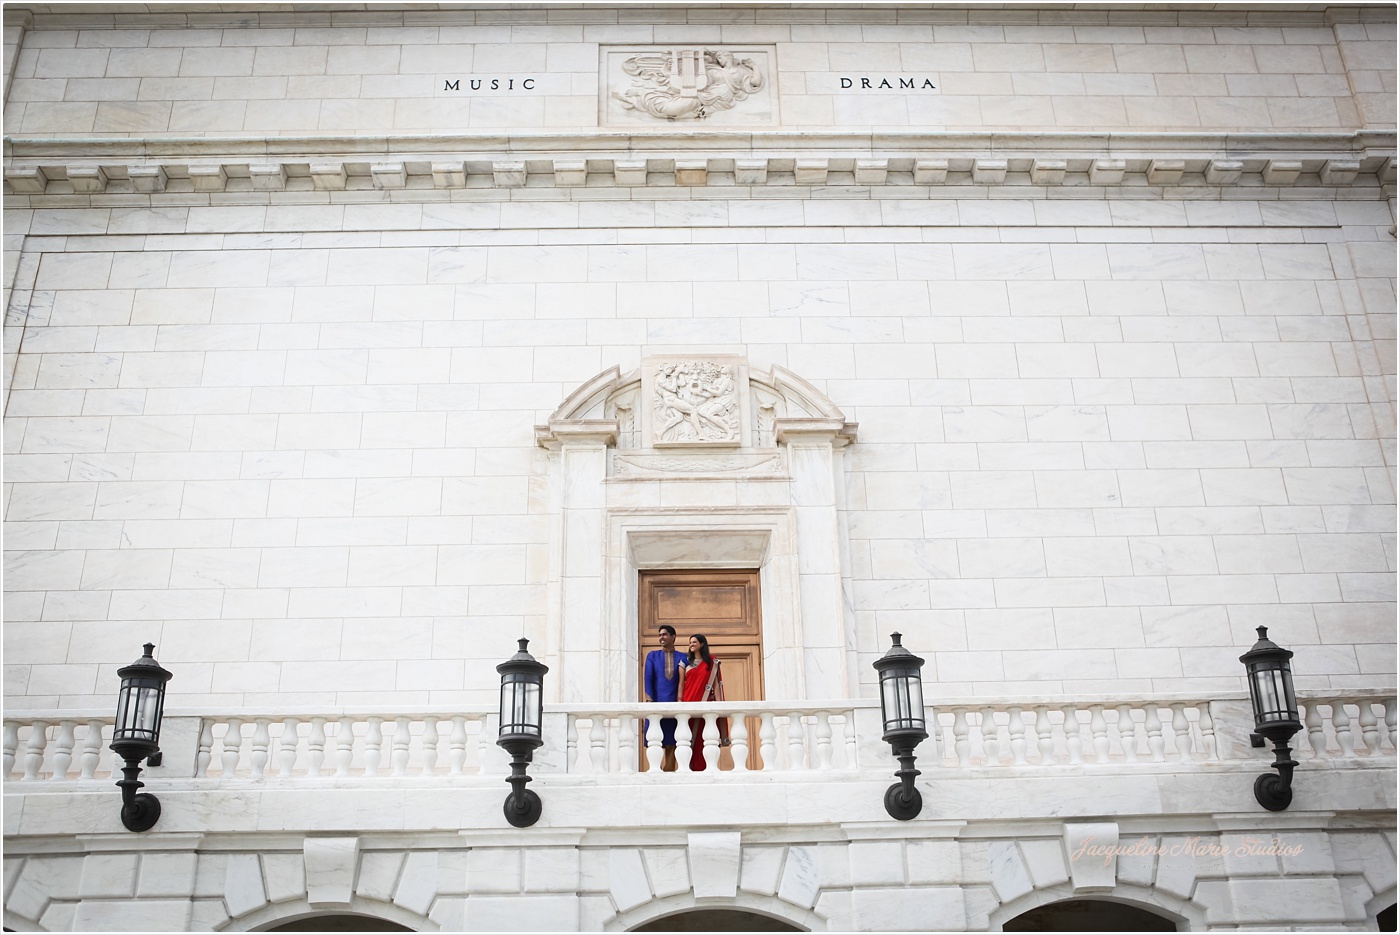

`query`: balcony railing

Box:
[4,691,1395,784]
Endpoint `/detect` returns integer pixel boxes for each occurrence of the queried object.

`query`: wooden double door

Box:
[638,569,764,770]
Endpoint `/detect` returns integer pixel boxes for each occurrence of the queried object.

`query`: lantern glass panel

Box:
[114,679,164,743]
[1251,665,1296,723]
[499,673,541,737]
[880,666,924,732]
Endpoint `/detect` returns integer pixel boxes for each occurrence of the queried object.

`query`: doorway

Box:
[638,569,764,769]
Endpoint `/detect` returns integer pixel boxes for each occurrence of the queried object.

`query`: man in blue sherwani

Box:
[643,625,687,771]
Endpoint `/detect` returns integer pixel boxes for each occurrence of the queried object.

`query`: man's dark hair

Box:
[657,625,677,636]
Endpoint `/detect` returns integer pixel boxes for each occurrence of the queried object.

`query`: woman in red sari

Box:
[681,634,723,771]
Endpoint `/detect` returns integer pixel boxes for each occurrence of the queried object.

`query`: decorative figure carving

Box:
[612,49,764,121]
[653,360,741,445]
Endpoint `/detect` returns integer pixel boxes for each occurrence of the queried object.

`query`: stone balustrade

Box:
[560,702,859,774]
[4,691,1394,784]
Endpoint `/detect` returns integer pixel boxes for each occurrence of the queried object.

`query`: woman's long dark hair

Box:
[688,634,712,666]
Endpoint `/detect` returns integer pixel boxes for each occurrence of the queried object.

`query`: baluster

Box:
[643,715,662,773]
[1088,707,1109,763]
[844,713,858,769]
[953,708,971,768]
[1199,704,1217,760]
[1334,704,1354,756]
[1144,707,1165,762]
[250,719,271,779]
[364,718,383,777]
[1304,704,1326,758]
[448,717,468,776]
[1358,703,1379,756]
[1171,704,1191,760]
[590,717,608,774]
[703,714,722,770]
[1036,708,1054,764]
[680,714,697,772]
[52,721,76,781]
[2,722,18,780]
[814,712,833,770]
[730,713,749,773]
[1008,707,1026,766]
[618,715,636,775]
[196,720,214,779]
[278,718,300,778]
[334,717,355,777]
[979,707,998,765]
[1117,705,1138,761]
[787,713,806,770]
[759,714,777,773]
[566,716,580,772]
[391,718,412,777]
[1063,707,1082,765]
[422,717,439,775]
[221,719,244,778]
[82,721,105,779]
[970,708,987,764]
[22,722,48,780]
[308,718,327,778]
[475,716,496,775]
[1385,699,1398,753]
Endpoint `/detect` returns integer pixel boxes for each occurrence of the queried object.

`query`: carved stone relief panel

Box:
[640,355,749,448]
[600,47,778,127]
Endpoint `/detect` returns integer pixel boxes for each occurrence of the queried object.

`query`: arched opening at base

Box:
[1004,899,1177,932]
[631,909,805,932]
[266,915,414,933]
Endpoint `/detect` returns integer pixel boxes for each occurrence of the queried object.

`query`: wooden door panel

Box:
[655,585,747,627]
[710,650,758,702]
[641,570,761,642]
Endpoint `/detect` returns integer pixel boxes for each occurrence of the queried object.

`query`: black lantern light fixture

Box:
[872,632,928,820]
[496,637,548,828]
[109,643,173,832]
[1240,626,1302,811]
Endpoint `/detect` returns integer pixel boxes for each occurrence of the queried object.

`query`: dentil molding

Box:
[5,130,1395,196]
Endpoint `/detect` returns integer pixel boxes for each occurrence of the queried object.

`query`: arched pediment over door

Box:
[536,357,859,704]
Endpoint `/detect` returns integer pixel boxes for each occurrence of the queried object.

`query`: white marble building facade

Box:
[2,3,1396,932]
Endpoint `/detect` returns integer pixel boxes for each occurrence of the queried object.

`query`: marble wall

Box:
[2,8,1395,135]
[1,7,1395,934]
[1,4,1396,711]
[3,192,1394,709]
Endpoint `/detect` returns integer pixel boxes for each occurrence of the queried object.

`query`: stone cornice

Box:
[535,420,620,450]
[5,130,1395,197]
[6,129,1396,160]
[7,3,1396,29]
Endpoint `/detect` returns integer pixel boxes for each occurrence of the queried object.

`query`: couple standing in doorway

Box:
[642,626,727,771]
